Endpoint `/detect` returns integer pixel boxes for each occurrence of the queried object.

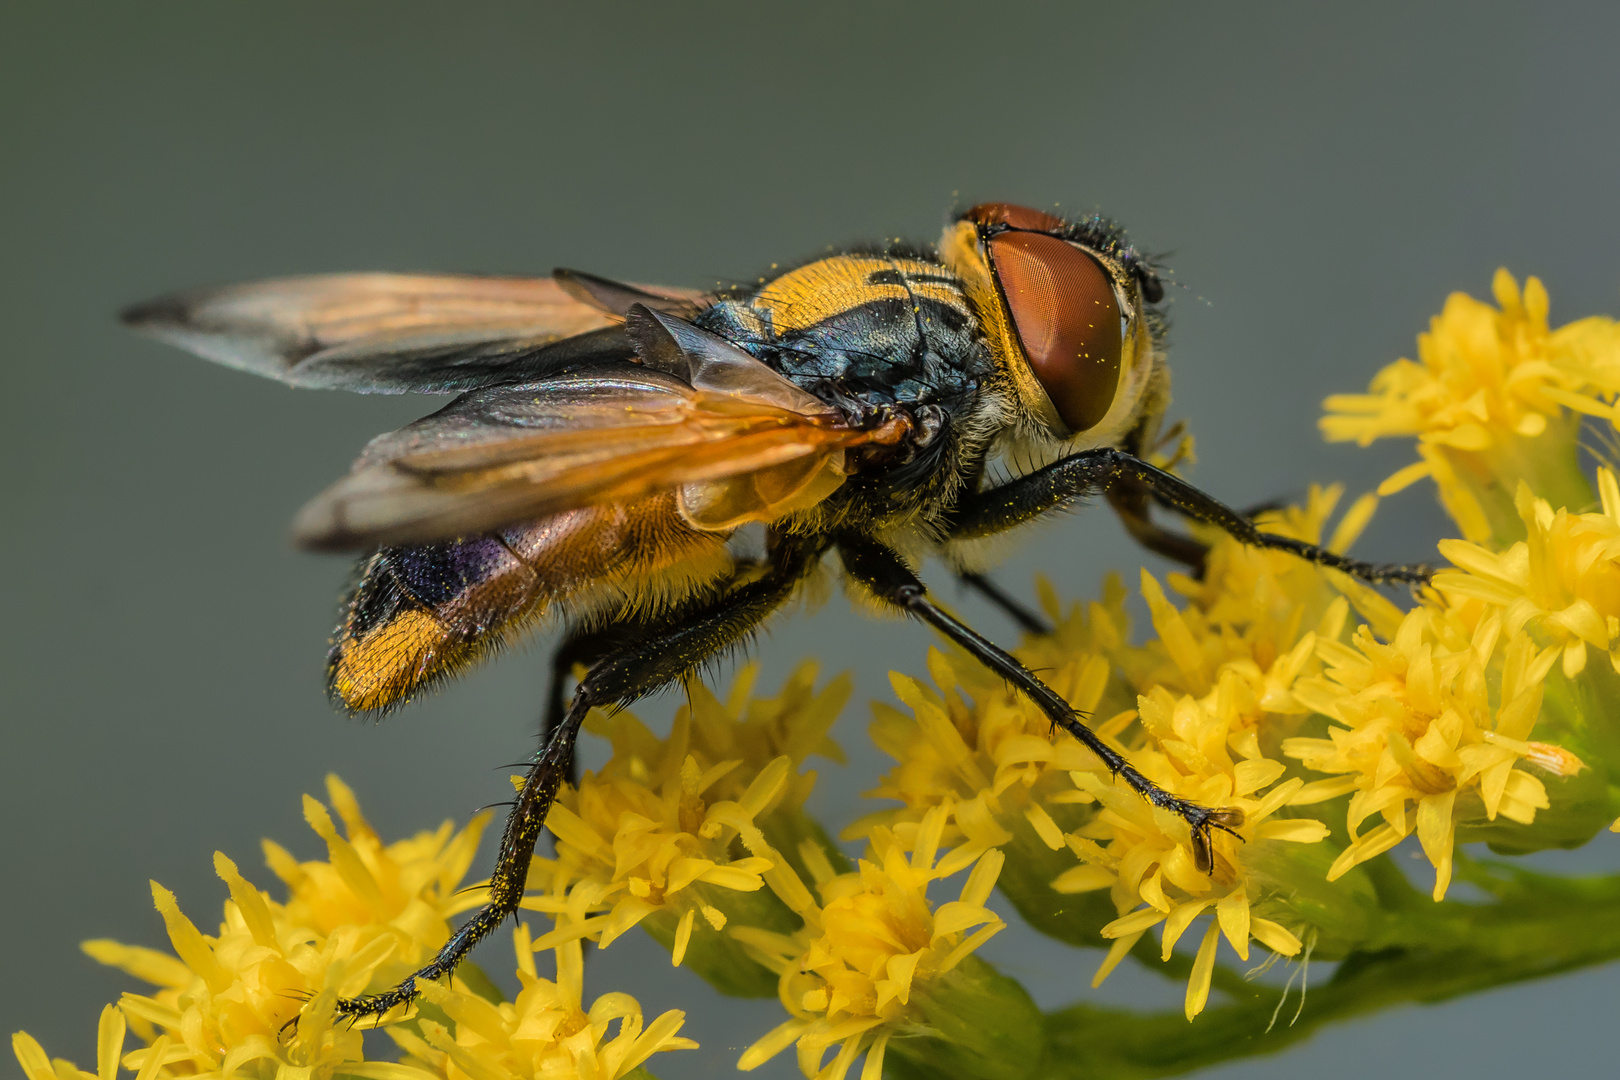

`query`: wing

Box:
[293,311,908,549]
[121,271,705,394]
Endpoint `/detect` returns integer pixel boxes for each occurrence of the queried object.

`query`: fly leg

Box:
[951,447,1432,585]
[542,624,635,787]
[1106,485,1214,574]
[838,535,1242,872]
[1110,478,1308,579]
[956,571,1053,636]
[330,539,819,1025]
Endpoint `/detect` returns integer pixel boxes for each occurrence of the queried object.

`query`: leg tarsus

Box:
[334,686,595,1022]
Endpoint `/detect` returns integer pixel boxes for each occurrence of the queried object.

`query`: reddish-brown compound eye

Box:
[964,202,1067,233]
[986,231,1123,432]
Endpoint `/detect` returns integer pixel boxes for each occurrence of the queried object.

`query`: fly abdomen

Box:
[328,535,540,713]
[327,494,734,714]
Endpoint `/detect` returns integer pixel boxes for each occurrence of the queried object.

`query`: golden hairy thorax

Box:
[746,255,967,334]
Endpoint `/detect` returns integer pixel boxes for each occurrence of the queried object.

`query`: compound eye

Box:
[986,231,1123,433]
[964,202,1067,233]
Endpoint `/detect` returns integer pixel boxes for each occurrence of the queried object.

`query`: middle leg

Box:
[957,570,1054,636]
[839,534,1242,873]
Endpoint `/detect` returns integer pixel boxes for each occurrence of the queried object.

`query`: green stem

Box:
[1036,862,1620,1079]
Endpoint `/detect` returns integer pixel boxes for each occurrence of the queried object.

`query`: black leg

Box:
[951,447,1431,585]
[541,624,636,787]
[957,570,1054,636]
[331,539,820,1024]
[1106,488,1213,575]
[838,535,1243,873]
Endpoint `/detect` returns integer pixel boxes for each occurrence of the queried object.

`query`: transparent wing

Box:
[122,272,704,394]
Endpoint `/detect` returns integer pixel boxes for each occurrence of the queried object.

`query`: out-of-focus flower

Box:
[8,777,479,1079]
[14,1007,128,1080]
[13,779,695,1080]
[72,776,488,1078]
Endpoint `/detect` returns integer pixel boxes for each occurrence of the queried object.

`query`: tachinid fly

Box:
[123,202,1430,1021]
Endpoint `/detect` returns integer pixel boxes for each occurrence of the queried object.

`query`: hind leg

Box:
[332,537,821,1022]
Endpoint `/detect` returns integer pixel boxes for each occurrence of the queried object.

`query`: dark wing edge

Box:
[121,271,706,394]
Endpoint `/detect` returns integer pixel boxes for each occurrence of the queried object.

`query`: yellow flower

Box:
[857,646,1127,877]
[1435,470,1620,678]
[860,507,1358,968]
[1116,487,1376,774]
[70,776,488,1079]
[1054,688,1328,1020]
[734,806,1008,1080]
[390,927,696,1080]
[14,778,695,1080]
[14,1007,127,1080]
[1283,604,1578,900]
[525,664,846,982]
[267,775,491,968]
[1124,485,1375,704]
[1322,269,1620,544]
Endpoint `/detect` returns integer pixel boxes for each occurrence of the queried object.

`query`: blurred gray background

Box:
[5,3,1619,1078]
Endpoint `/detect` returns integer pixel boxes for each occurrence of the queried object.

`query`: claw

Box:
[334,985,420,1028]
[1190,827,1214,874]
[1184,804,1246,874]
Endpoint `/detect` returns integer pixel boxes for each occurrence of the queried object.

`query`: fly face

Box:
[939,202,1166,449]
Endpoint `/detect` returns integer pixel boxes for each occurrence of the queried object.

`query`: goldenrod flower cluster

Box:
[14,777,695,1080]
[525,661,850,995]
[734,806,1015,1080]
[858,270,1617,1028]
[1322,269,1620,544]
[17,270,1620,1080]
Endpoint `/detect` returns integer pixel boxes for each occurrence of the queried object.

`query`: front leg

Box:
[837,534,1242,873]
[951,447,1431,586]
